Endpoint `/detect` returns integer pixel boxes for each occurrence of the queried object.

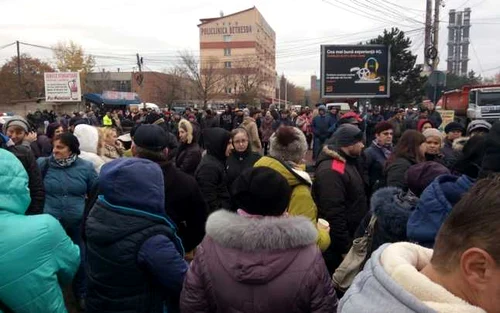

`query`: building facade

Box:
[86,71,195,105]
[447,8,471,76]
[198,7,276,105]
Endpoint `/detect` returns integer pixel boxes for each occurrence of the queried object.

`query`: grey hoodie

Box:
[339,244,437,313]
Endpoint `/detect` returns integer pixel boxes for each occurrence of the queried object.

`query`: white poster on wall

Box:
[44,72,81,102]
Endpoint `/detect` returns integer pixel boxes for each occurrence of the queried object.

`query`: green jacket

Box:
[255,156,331,251]
[0,149,80,313]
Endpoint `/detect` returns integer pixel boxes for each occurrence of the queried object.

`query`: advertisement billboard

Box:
[321,45,390,98]
[44,72,81,102]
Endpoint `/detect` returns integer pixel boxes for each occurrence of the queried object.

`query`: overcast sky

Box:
[0,0,498,88]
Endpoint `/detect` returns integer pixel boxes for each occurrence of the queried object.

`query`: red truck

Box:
[440,84,500,125]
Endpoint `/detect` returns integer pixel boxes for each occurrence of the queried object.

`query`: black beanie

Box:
[332,124,364,147]
[480,122,500,178]
[444,122,465,135]
[56,132,81,155]
[232,167,292,216]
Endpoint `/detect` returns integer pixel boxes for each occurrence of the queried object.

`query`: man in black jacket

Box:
[131,124,208,253]
[0,133,44,215]
[313,124,368,273]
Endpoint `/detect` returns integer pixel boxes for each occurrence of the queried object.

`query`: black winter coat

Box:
[313,146,368,273]
[175,142,202,176]
[226,150,261,190]
[195,128,232,214]
[160,162,208,252]
[385,157,416,190]
[1,140,45,215]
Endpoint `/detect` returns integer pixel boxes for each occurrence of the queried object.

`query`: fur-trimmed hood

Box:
[317,145,346,164]
[206,210,317,251]
[371,187,418,238]
[204,210,318,283]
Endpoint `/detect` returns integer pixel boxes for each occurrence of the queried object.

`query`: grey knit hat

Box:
[270,126,308,163]
[467,120,491,135]
[2,116,30,133]
[332,124,364,147]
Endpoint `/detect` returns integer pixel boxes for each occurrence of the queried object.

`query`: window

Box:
[224,61,232,68]
[224,48,231,56]
[225,87,232,94]
[223,35,232,42]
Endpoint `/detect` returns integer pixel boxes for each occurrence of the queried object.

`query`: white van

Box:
[326,102,351,113]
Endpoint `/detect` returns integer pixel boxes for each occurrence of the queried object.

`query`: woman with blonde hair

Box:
[98,127,123,163]
[175,119,202,176]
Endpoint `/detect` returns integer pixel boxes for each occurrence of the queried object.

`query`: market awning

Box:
[83,93,142,106]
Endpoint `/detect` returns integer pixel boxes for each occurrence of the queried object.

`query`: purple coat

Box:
[180,210,338,313]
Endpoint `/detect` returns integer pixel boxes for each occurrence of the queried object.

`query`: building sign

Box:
[44,72,81,102]
[102,91,140,101]
[200,25,252,36]
[320,44,391,98]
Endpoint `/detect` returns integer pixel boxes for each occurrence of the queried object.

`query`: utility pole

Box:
[432,0,441,69]
[424,0,433,72]
[136,53,142,72]
[16,41,21,95]
[284,75,288,109]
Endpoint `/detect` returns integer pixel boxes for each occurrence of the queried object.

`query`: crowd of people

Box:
[0,101,499,313]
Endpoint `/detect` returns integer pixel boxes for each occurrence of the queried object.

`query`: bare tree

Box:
[178,52,228,109]
[231,57,273,107]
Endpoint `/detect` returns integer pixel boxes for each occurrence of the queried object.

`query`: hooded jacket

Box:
[356,187,418,257]
[85,158,188,313]
[313,145,368,272]
[180,210,338,313]
[241,117,262,153]
[0,133,45,215]
[73,124,105,173]
[0,149,80,313]
[407,174,474,247]
[195,128,232,213]
[255,156,331,251]
[339,243,485,313]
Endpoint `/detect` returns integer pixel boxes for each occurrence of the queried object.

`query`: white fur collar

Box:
[206,210,317,251]
[381,243,486,313]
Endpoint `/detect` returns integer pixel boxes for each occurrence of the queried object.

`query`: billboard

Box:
[321,45,390,98]
[44,72,81,102]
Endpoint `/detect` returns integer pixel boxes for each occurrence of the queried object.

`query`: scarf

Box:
[54,153,78,167]
[102,144,123,159]
[373,140,393,159]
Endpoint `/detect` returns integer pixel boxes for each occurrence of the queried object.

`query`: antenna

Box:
[220,10,224,17]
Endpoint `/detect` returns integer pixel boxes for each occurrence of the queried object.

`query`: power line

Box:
[0,42,16,50]
[470,41,485,75]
